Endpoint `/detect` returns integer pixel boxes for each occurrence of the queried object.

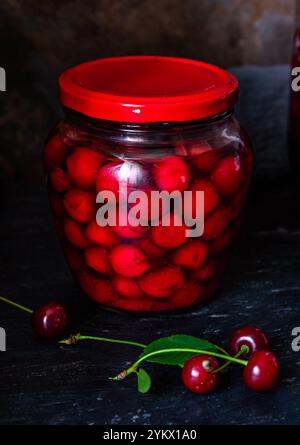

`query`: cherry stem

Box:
[211,345,250,374]
[0,296,33,315]
[114,347,248,380]
[60,334,146,349]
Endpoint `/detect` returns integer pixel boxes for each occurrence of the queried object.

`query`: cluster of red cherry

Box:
[44,131,252,311]
[182,326,279,394]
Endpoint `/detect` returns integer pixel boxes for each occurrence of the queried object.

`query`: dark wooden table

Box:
[1,175,300,425]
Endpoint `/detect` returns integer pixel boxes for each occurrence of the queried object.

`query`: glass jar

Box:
[44,56,253,311]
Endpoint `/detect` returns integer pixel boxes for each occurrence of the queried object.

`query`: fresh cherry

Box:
[182,354,220,394]
[31,301,69,339]
[0,296,69,339]
[243,350,280,392]
[229,325,270,357]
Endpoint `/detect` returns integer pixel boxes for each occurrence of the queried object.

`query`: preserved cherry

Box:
[63,189,95,223]
[67,147,104,189]
[110,245,150,278]
[64,218,89,249]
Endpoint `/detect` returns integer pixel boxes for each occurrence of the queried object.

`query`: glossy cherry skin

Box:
[31,301,69,339]
[229,325,270,357]
[243,351,280,392]
[182,355,220,394]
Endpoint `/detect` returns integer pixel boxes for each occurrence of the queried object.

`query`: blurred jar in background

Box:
[289,0,300,182]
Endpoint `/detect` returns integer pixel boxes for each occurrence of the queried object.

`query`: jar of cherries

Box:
[44,56,253,311]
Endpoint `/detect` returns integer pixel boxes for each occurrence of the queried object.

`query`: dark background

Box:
[0,0,296,183]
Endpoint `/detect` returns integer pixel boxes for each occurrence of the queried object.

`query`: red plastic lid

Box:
[59,56,238,123]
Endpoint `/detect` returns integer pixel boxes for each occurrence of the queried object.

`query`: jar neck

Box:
[63,107,234,135]
[60,107,237,154]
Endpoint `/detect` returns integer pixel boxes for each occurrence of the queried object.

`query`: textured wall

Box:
[0,0,296,182]
[2,0,295,69]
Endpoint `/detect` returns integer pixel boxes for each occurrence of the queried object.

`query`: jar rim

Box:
[59,56,238,124]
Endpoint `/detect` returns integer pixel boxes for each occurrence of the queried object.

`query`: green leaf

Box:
[140,334,219,367]
[137,368,152,394]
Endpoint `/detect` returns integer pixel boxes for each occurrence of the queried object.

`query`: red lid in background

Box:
[59,56,238,123]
